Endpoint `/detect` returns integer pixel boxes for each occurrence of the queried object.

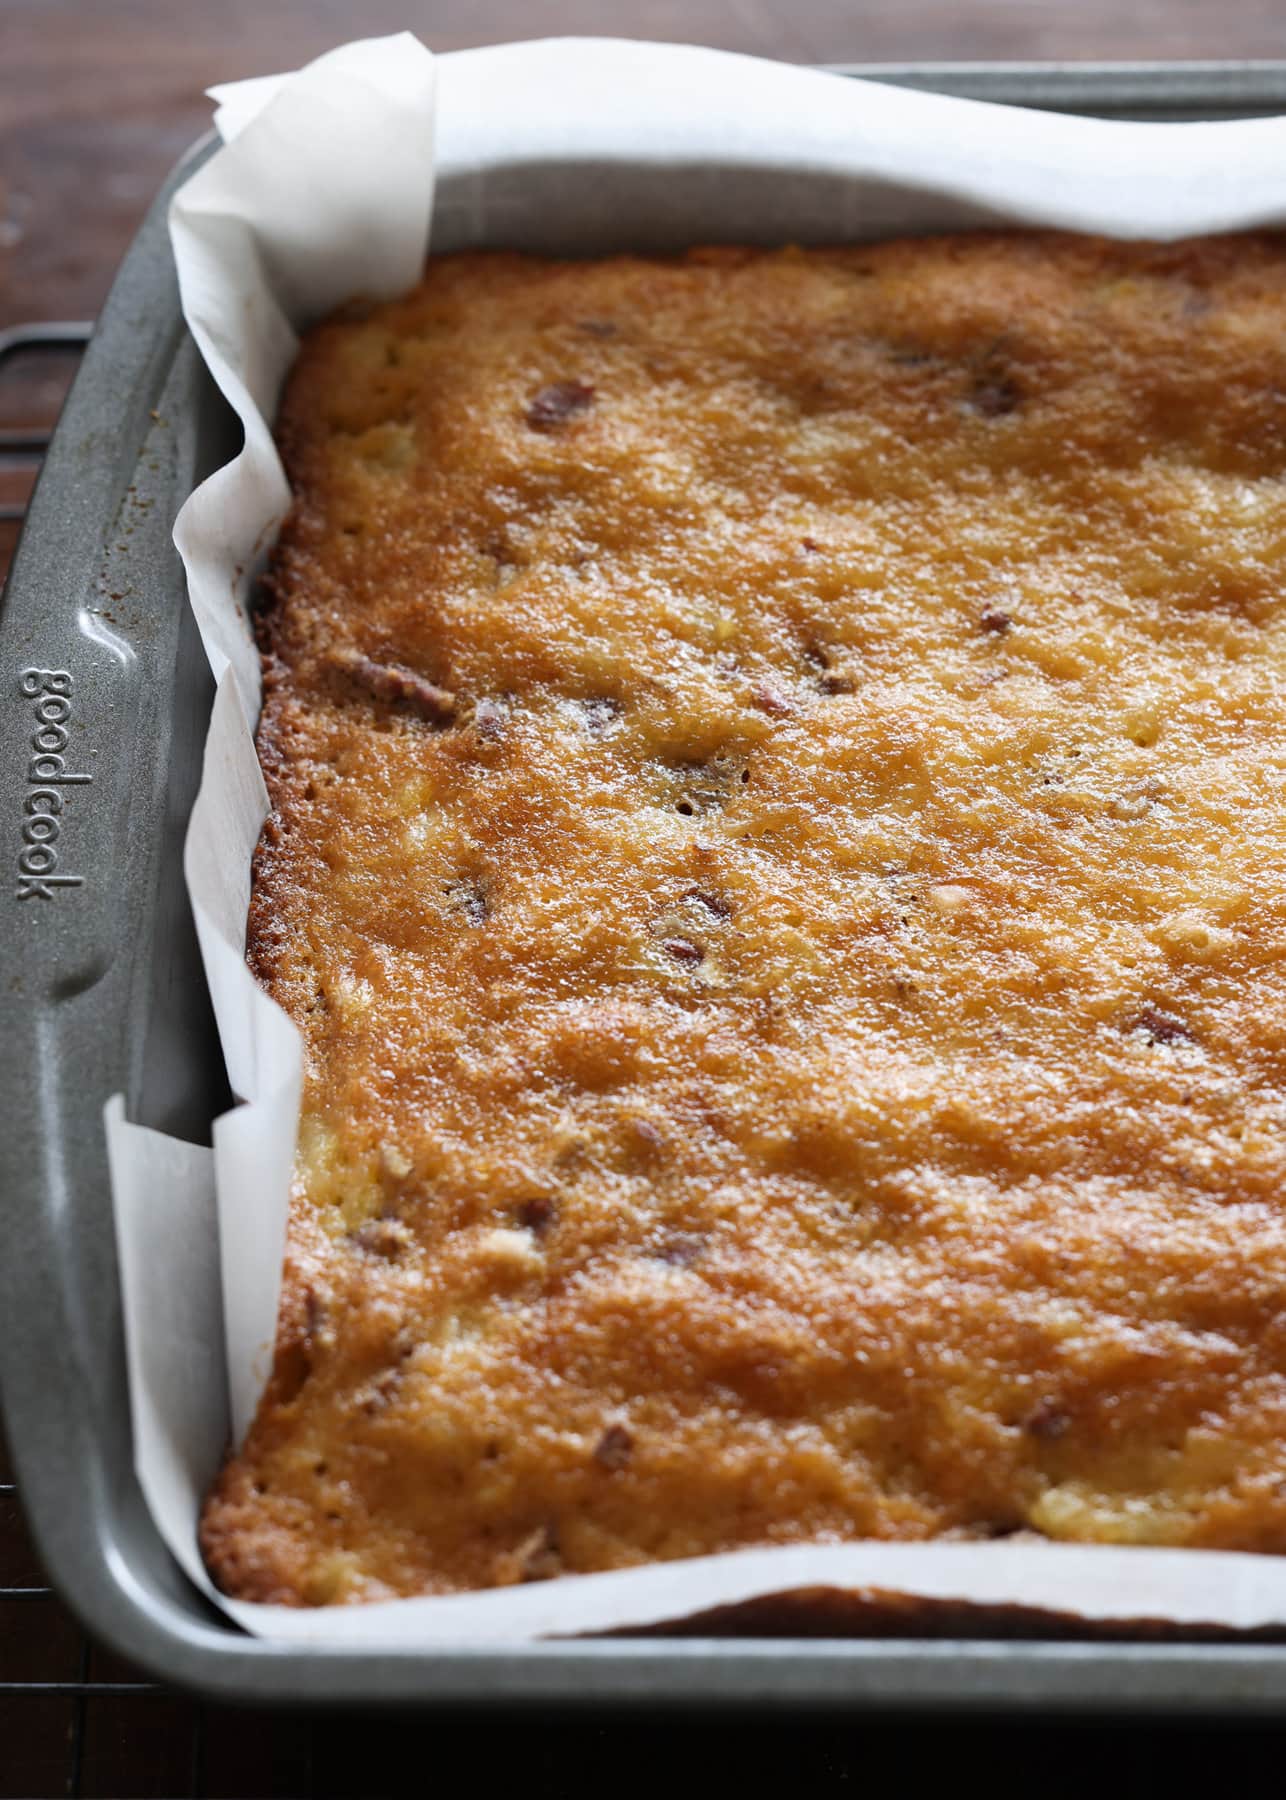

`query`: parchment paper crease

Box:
[107,32,1286,1642]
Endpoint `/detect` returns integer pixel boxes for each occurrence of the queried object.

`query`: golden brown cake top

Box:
[205,237,1286,1606]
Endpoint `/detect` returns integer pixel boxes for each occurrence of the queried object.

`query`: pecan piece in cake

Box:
[526,380,595,431]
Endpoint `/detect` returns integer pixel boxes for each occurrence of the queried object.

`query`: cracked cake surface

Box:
[201,236,1286,1605]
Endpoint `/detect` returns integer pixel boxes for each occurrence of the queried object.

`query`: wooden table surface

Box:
[5,2,1286,1794]
[5,0,1286,335]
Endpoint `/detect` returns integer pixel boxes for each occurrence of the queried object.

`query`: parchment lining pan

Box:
[105,32,1286,1644]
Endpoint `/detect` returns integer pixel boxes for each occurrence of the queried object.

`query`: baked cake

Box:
[202,236,1286,1605]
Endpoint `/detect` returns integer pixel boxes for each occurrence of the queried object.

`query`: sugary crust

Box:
[204,237,1286,1607]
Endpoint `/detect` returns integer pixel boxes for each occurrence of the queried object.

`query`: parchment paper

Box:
[107,32,1286,1641]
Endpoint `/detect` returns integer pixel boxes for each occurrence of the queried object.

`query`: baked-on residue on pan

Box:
[203,237,1286,1604]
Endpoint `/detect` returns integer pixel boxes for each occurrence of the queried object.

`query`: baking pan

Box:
[7,62,1286,1713]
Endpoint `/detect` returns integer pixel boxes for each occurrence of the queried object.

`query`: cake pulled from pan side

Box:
[202,237,1286,1605]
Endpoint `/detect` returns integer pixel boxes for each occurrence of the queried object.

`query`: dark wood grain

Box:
[2,4,1286,1793]
[4,0,1286,334]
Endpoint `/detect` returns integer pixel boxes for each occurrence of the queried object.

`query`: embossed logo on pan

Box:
[16,668,90,901]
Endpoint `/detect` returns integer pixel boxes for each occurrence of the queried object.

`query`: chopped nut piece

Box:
[332,649,457,725]
[750,680,792,717]
[1024,1397,1071,1441]
[686,888,732,919]
[593,1423,635,1470]
[970,371,1023,417]
[1127,1006,1196,1047]
[526,380,595,431]
[515,1196,557,1237]
[657,1234,705,1268]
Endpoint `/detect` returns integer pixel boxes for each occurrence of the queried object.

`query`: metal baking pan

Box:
[6,61,1286,1714]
